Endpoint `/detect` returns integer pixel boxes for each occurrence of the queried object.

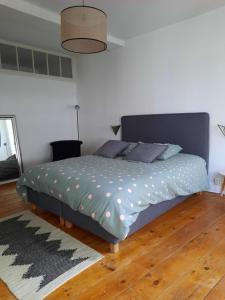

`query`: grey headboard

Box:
[121,113,209,166]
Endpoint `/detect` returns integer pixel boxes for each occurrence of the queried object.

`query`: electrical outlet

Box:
[214,177,223,186]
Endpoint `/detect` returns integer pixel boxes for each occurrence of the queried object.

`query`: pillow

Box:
[125,143,168,163]
[120,142,137,156]
[157,143,182,160]
[95,140,129,158]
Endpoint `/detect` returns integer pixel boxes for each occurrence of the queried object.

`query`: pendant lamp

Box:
[61,1,107,54]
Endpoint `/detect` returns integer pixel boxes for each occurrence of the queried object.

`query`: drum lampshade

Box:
[61,6,107,54]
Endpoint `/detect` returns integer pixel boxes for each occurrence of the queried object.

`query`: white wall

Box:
[0,62,78,168]
[77,7,225,192]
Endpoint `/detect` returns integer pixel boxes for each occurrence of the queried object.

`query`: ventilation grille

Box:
[0,43,73,79]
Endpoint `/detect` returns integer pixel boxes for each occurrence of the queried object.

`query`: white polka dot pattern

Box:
[105,211,111,218]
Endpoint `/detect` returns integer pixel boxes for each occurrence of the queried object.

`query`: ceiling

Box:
[0,0,225,54]
[25,0,225,39]
[0,6,60,53]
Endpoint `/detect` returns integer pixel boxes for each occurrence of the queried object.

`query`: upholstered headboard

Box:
[121,113,209,166]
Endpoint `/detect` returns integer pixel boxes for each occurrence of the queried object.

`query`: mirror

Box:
[0,115,23,184]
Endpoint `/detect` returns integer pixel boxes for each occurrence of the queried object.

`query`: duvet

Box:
[17,154,208,240]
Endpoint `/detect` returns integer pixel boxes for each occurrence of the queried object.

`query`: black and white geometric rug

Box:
[0,211,103,300]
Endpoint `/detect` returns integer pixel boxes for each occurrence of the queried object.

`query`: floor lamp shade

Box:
[61,6,107,54]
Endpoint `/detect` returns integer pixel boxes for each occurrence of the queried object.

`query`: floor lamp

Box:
[75,105,80,141]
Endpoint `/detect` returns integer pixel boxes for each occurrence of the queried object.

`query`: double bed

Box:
[17,113,209,253]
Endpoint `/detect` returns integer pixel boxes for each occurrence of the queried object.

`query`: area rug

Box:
[0,211,103,300]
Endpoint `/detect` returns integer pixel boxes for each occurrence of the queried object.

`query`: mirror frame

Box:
[0,115,23,184]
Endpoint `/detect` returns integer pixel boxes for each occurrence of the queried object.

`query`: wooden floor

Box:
[1,184,225,300]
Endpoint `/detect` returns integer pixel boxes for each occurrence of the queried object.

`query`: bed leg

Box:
[65,220,73,229]
[110,243,119,254]
[31,203,37,211]
[60,217,65,226]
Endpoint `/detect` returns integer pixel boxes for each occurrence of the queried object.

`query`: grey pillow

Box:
[125,143,168,163]
[120,142,137,156]
[156,143,182,160]
[95,140,129,158]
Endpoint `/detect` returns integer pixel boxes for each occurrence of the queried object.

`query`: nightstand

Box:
[50,140,82,161]
[219,172,225,196]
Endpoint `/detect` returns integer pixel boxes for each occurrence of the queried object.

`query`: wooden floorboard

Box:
[204,273,225,300]
[0,183,225,299]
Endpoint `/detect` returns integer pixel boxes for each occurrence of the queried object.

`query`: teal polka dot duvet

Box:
[17,154,209,240]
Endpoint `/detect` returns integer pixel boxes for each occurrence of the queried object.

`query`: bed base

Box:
[33,211,118,253]
[27,188,190,254]
[59,217,119,253]
[29,190,203,254]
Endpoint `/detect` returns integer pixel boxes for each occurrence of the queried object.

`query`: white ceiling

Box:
[25,0,225,39]
[0,0,225,53]
[0,6,60,53]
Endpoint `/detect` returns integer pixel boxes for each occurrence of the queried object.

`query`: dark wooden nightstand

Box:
[50,140,83,161]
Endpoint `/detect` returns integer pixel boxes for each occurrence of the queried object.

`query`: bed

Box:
[17,113,209,253]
